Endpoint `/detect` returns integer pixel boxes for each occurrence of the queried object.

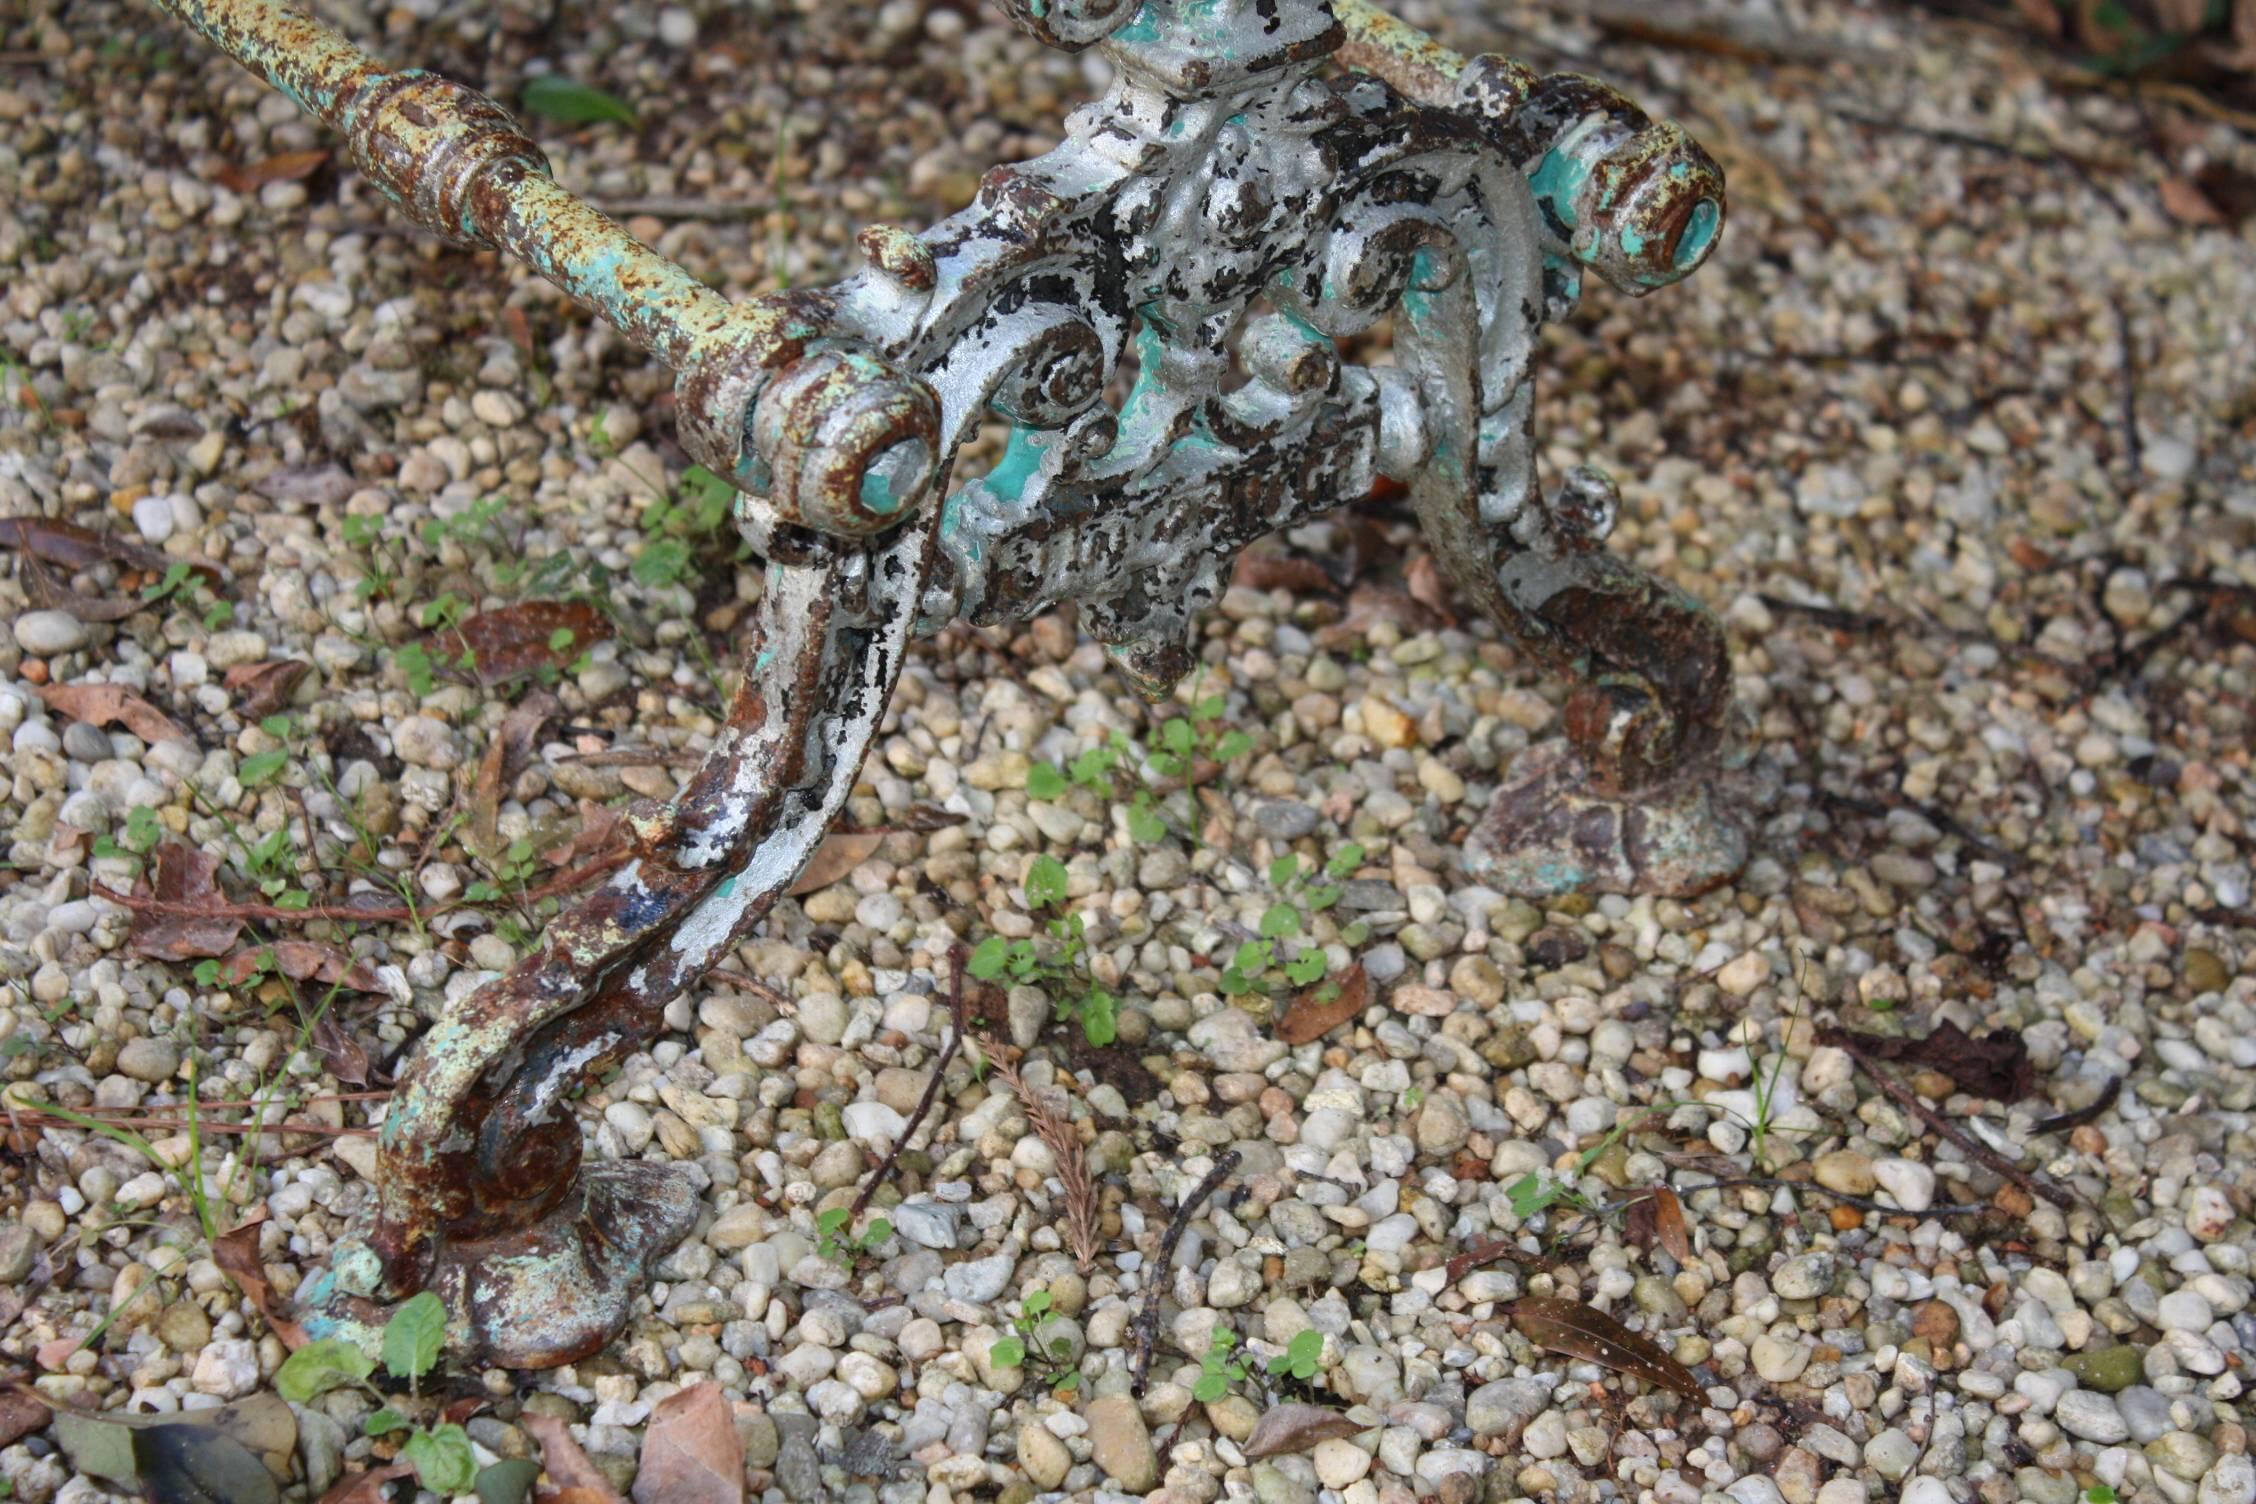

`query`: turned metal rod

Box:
[1332,0,1470,106]
[143,0,741,375]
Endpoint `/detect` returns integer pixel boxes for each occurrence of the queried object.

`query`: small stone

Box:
[0,1225,35,1285]
[157,1300,211,1353]
[14,610,89,656]
[1865,1429,1919,1481]
[1773,1252,1836,1301]
[1085,1394,1158,1492]
[2064,1346,2144,1394]
[2185,1185,2235,1242]
[944,1251,1014,1304]
[191,1337,261,1398]
[116,1036,181,1083]
[1360,695,1414,748]
[1873,1158,1936,1213]
[2199,1455,2256,1504]
[1751,1334,1811,1384]
[1716,949,1769,996]
[471,389,522,426]
[1812,1150,1877,1196]
[892,1200,961,1250]
[2054,1389,2129,1443]
[1018,1422,1070,1489]
[2158,1289,2214,1332]
[1314,1438,1372,1489]
[2151,1432,2220,1483]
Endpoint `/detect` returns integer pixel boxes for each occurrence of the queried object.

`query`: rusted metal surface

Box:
[144,0,1753,1366]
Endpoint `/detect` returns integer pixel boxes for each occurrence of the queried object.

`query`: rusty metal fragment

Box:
[142,0,1752,1366]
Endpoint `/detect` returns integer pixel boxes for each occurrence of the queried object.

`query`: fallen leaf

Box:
[470,690,561,862]
[212,148,329,195]
[50,1408,135,1481]
[224,660,311,720]
[319,1462,414,1504]
[220,941,381,992]
[127,844,243,961]
[37,680,190,743]
[1502,1296,1705,1402]
[630,1383,744,1504]
[211,1215,308,1349]
[1404,552,1457,623]
[2160,174,2227,227]
[1623,1185,1693,1264]
[0,517,222,587]
[1816,1021,2033,1102]
[19,548,144,621]
[1232,551,1336,595]
[789,830,883,896]
[1275,962,1369,1046]
[477,1457,543,1504]
[0,1391,53,1448]
[521,1414,624,1503]
[315,1011,374,1088]
[543,799,623,870]
[1241,1403,1364,1459]
[442,601,612,687]
[2192,161,2256,226]
[520,74,638,127]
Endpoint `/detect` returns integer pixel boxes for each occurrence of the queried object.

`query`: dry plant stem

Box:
[1682,1176,1992,1218]
[707,968,798,1011]
[989,1053,1103,1275]
[1130,1149,1241,1397]
[848,949,968,1225]
[90,846,628,924]
[1842,1048,2076,1213]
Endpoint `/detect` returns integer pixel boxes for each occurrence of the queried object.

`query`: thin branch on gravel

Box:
[849,949,967,1225]
[2114,294,2143,482]
[1130,1149,1241,1397]
[708,968,796,1010]
[1839,1044,2078,1213]
[90,846,627,925]
[1685,1176,1992,1218]
[2031,1074,2122,1134]
[989,1048,1104,1275]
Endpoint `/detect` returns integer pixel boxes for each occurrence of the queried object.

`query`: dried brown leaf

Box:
[2160,175,2227,226]
[789,831,883,897]
[470,690,561,862]
[211,1215,308,1349]
[543,799,623,870]
[1404,552,1457,623]
[224,660,310,720]
[1503,1295,1704,1401]
[19,549,144,621]
[0,516,222,587]
[522,1414,624,1503]
[444,601,613,686]
[1816,1020,2033,1102]
[630,1383,744,1504]
[213,148,330,194]
[1275,962,1369,1046]
[1232,551,1336,595]
[37,681,190,743]
[0,1392,53,1449]
[220,940,381,992]
[313,1011,372,1088]
[1242,1404,1363,1459]
[129,844,243,960]
[1623,1185,1693,1264]
[318,1462,413,1504]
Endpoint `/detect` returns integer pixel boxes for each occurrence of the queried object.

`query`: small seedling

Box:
[90,805,164,869]
[1193,1326,1250,1402]
[968,854,1118,1046]
[1267,1329,1323,1382]
[141,560,234,630]
[988,1288,1082,1392]
[2083,1487,2117,1504]
[274,1291,478,1495]
[814,1206,890,1265]
[1221,846,1367,1000]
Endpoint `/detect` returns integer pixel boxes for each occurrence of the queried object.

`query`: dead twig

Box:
[1839,1044,2077,1213]
[1130,1150,1241,1397]
[92,846,627,925]
[2031,1074,2123,1134]
[1686,1175,1992,1218]
[849,951,968,1225]
[708,968,796,1010]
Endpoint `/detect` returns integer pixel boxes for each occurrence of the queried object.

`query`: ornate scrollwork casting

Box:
[145,0,1756,1365]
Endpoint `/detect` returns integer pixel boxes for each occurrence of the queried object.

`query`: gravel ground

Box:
[3,1,2255,1502]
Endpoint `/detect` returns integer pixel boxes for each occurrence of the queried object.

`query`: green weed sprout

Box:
[1221,846,1367,1001]
[968,854,1118,1046]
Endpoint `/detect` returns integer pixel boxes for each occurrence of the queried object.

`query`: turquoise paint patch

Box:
[1528,149,1588,232]
[1619,226,1645,258]
[1673,199,1719,270]
[717,875,736,899]
[861,466,903,515]
[985,423,1047,503]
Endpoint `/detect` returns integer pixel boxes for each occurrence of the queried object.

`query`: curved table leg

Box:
[302,519,935,1367]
